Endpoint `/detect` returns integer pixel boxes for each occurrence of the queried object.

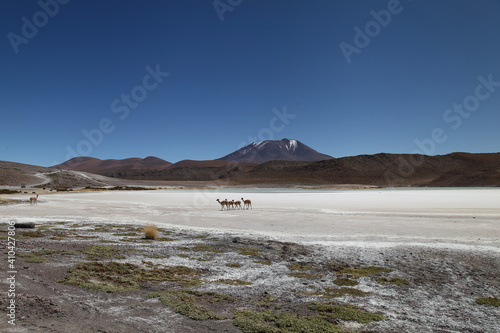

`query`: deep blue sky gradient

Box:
[1,0,499,166]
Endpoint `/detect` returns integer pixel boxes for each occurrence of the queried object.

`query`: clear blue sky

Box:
[2,0,499,167]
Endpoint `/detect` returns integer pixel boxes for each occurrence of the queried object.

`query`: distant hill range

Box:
[218,139,334,163]
[43,139,500,187]
[2,152,499,188]
[230,152,500,187]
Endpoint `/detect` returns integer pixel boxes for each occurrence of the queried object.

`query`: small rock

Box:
[15,222,36,229]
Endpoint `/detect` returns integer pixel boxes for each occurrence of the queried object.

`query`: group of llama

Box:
[216,198,251,210]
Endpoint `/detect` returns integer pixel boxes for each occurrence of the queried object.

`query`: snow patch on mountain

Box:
[254,141,268,150]
[286,139,298,152]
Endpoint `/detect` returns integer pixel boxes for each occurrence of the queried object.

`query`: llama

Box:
[30,194,39,205]
[216,199,227,210]
[234,200,242,210]
[241,197,252,210]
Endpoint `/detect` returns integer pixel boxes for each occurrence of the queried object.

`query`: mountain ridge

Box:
[10,139,498,188]
[2,151,500,188]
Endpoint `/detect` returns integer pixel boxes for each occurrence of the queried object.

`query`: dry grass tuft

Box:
[143,225,158,240]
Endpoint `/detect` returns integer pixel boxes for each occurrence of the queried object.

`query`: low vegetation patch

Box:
[376,277,408,285]
[51,233,69,240]
[83,245,121,260]
[475,297,500,307]
[76,235,99,240]
[214,279,252,286]
[239,250,261,256]
[287,263,314,271]
[333,278,359,286]
[120,237,151,243]
[0,189,21,194]
[258,295,278,308]
[322,287,371,298]
[148,289,233,320]
[287,263,320,278]
[156,237,176,241]
[191,244,224,253]
[233,309,346,333]
[59,262,140,292]
[113,232,139,237]
[236,247,262,256]
[301,287,371,298]
[288,272,322,279]
[194,254,216,262]
[18,252,49,263]
[18,249,65,263]
[109,186,150,191]
[59,261,204,292]
[36,249,60,255]
[309,302,385,323]
[21,230,44,238]
[146,254,170,259]
[226,263,242,268]
[91,226,113,233]
[339,266,393,278]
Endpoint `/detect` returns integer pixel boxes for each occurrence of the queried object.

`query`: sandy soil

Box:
[1,189,499,332]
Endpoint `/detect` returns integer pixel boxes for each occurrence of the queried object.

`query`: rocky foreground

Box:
[1,220,499,332]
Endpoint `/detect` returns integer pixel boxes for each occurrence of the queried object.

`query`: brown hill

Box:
[52,156,172,176]
[0,160,121,188]
[0,161,55,187]
[229,152,500,187]
[168,159,255,169]
[106,160,256,181]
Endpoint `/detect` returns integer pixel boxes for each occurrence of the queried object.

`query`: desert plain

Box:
[1,187,500,332]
